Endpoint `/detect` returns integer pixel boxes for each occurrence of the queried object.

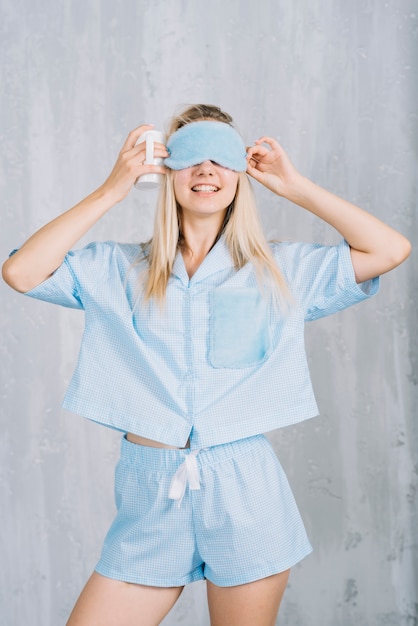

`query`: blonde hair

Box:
[140,104,290,306]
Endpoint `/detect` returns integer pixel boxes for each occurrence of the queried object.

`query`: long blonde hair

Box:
[140,104,290,305]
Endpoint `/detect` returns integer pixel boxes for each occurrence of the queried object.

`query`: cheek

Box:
[223,173,239,201]
[173,172,190,200]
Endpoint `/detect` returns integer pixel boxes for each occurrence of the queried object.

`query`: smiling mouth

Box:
[191,185,219,193]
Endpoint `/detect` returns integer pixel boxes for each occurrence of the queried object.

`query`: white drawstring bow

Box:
[168,450,201,506]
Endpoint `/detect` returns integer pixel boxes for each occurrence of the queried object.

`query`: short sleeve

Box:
[274,239,380,322]
[15,242,112,310]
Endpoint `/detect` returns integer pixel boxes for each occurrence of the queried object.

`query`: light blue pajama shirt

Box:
[21,236,379,448]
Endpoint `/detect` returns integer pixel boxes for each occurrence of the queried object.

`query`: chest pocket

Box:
[210,287,271,368]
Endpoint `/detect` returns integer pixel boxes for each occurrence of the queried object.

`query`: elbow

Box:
[353,235,411,283]
[379,235,412,275]
[391,235,412,268]
[2,258,31,293]
[2,255,55,292]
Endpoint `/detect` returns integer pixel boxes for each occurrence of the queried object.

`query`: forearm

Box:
[2,123,169,293]
[2,186,115,292]
[247,137,411,282]
[284,174,411,281]
[287,175,394,249]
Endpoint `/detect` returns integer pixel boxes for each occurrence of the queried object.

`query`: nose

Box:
[195,160,215,175]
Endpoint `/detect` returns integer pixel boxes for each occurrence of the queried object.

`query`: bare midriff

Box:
[126,432,190,449]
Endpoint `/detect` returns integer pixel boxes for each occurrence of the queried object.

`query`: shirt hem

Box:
[61,400,320,448]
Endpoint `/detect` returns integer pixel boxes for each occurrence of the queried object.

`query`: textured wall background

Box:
[1,1,417,624]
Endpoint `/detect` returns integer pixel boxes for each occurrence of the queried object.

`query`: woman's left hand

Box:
[246,137,301,197]
[246,138,410,283]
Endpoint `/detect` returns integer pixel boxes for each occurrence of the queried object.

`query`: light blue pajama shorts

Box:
[95,434,312,587]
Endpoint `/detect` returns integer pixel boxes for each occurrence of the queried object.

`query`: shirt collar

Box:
[172,235,235,286]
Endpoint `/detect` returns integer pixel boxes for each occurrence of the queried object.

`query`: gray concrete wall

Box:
[1,1,417,624]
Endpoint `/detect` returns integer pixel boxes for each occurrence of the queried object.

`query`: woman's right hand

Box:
[2,125,170,293]
[99,124,169,204]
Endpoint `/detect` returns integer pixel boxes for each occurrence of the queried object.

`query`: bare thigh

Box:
[207,569,290,626]
[66,571,183,626]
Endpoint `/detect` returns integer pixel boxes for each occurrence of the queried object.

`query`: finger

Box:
[255,136,281,150]
[133,140,169,155]
[139,145,170,160]
[139,164,169,176]
[152,143,170,157]
[246,154,261,168]
[134,140,168,152]
[121,124,155,151]
[246,144,269,160]
[246,151,268,169]
[246,161,264,182]
[125,143,169,163]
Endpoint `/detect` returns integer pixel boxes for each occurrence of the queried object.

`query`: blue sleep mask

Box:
[165,121,247,172]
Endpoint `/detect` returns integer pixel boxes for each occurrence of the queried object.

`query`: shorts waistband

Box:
[120,433,268,472]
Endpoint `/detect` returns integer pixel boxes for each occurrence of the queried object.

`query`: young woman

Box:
[2,104,410,626]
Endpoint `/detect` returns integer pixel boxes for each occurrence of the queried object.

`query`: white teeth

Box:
[192,185,218,192]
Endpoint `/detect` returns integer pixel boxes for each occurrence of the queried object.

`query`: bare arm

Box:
[246,138,411,283]
[2,125,168,293]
